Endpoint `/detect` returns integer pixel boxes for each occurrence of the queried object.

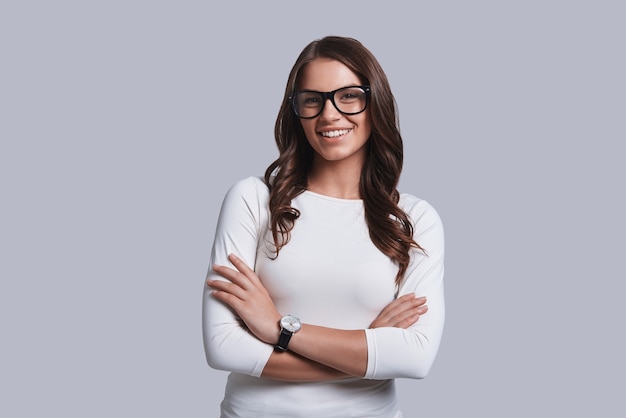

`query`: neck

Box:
[307,157,363,199]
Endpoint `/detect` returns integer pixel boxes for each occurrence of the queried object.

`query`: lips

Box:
[319,128,352,138]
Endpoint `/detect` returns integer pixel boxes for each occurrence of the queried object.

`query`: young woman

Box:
[202,36,445,417]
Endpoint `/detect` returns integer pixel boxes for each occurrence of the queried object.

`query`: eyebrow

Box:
[295,84,364,93]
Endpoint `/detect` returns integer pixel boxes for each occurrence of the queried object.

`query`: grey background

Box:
[1,1,624,416]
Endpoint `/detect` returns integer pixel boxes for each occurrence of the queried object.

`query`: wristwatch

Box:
[275,314,301,352]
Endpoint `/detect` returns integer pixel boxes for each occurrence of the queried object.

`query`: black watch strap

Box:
[275,329,292,352]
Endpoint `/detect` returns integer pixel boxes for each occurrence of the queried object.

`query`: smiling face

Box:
[297,58,372,170]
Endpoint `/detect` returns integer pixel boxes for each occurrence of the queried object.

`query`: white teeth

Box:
[321,129,351,138]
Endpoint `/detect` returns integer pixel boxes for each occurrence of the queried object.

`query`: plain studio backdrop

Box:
[1,1,624,417]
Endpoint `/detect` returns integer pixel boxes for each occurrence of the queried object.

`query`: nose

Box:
[319,97,341,121]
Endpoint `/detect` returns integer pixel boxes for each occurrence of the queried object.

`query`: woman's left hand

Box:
[369,293,428,329]
[207,254,281,344]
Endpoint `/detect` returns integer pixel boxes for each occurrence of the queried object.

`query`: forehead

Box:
[298,58,362,91]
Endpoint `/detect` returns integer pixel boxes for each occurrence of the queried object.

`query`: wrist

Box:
[275,314,301,352]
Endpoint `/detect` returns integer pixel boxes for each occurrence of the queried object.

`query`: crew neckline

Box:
[302,189,363,203]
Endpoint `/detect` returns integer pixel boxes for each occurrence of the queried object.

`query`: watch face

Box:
[280,315,301,333]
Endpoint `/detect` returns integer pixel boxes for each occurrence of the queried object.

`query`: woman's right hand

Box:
[369,294,428,329]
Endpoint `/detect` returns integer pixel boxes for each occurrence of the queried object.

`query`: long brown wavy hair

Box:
[264,36,423,284]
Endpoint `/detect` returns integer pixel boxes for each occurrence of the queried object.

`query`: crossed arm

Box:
[207,254,428,381]
[201,178,444,382]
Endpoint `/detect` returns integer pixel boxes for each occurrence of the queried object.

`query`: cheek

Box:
[355,114,372,142]
[364,111,373,134]
[362,121,372,140]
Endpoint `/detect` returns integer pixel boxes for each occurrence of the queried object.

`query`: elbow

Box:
[203,333,236,372]
[202,322,231,372]
[203,337,223,371]
[202,325,271,377]
[407,358,435,380]
[205,349,229,372]
[404,336,441,379]
[365,328,441,380]
[393,349,439,379]
[204,341,243,373]
[367,351,437,380]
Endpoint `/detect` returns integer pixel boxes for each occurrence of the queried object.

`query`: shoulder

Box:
[398,193,444,237]
[218,177,270,220]
[216,177,270,230]
[224,176,269,201]
[399,193,441,223]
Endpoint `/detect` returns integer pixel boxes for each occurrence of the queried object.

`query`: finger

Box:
[388,294,427,311]
[394,305,429,328]
[375,295,409,318]
[396,313,420,329]
[210,288,245,311]
[402,295,427,307]
[227,254,261,285]
[378,295,426,320]
[383,301,428,326]
[206,279,247,300]
[212,264,252,289]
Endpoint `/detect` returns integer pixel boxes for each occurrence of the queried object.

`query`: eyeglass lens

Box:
[294,86,368,118]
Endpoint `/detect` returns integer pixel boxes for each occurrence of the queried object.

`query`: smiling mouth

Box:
[320,129,352,138]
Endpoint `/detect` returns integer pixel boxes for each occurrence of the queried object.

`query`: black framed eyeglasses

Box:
[291,85,371,119]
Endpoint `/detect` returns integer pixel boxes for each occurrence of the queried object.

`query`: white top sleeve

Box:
[201,178,274,377]
[363,196,445,379]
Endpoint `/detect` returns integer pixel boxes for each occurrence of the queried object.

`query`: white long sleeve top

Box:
[202,176,445,417]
